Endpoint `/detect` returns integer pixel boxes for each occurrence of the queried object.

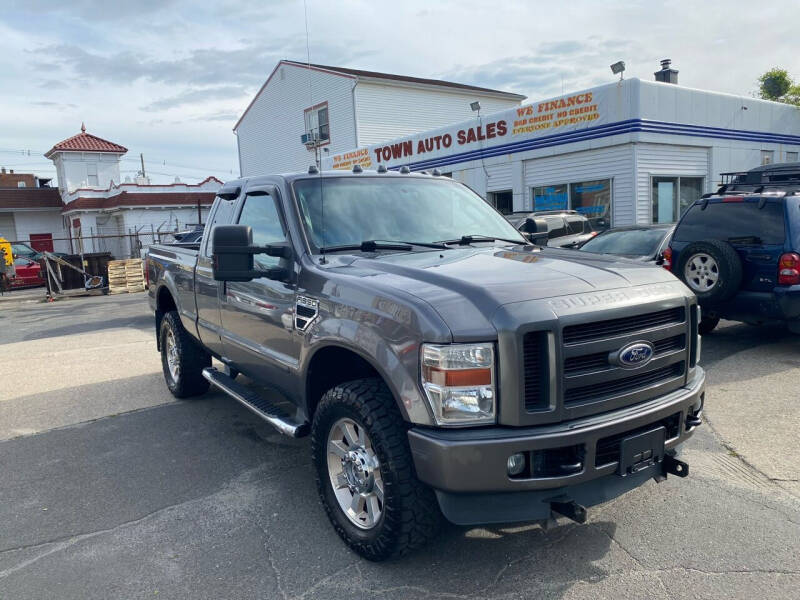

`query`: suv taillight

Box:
[778,253,800,285]
[662,247,673,271]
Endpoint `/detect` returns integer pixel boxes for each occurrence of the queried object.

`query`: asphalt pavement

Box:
[1,293,799,599]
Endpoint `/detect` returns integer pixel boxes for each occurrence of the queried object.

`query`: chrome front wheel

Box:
[326,417,384,530]
[165,328,180,382]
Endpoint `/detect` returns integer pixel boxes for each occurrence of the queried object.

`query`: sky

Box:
[1,0,797,185]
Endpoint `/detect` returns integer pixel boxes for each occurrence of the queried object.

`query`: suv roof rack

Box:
[718,162,800,193]
[530,209,580,215]
[697,189,800,205]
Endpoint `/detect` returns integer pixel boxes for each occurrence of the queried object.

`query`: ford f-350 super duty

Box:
[147,168,705,561]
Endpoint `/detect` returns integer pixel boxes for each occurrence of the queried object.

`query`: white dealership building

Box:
[234,60,525,177]
[321,66,800,228]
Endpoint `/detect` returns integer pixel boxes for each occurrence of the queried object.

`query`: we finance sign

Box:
[327,87,607,171]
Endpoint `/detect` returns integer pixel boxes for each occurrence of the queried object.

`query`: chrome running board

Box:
[202,367,309,438]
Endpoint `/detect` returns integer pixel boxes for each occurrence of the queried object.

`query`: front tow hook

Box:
[685,414,702,428]
[662,454,689,477]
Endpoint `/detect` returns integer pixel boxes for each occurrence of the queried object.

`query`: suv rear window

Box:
[674,200,786,245]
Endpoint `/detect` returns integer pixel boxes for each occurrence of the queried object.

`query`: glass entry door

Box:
[652,176,704,224]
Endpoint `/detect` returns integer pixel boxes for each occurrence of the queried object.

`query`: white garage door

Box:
[0,213,17,241]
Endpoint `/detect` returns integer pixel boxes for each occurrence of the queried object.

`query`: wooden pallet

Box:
[107,258,145,294]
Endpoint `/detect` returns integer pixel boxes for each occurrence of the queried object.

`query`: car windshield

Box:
[580,228,668,256]
[12,243,35,254]
[293,176,525,251]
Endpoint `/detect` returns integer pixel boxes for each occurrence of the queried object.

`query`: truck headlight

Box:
[421,343,496,425]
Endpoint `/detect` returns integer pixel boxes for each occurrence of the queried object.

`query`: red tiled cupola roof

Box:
[44,123,128,158]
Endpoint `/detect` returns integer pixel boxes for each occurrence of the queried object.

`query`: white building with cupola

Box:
[0,125,222,258]
[45,123,129,197]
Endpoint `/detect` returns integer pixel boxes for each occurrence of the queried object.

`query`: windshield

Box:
[12,243,35,254]
[293,176,524,251]
[580,228,668,256]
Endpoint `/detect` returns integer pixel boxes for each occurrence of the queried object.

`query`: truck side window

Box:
[203,198,237,257]
[238,194,287,269]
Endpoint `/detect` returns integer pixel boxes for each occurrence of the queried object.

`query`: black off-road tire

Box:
[311,378,442,561]
[698,315,721,335]
[159,311,211,398]
[676,240,742,305]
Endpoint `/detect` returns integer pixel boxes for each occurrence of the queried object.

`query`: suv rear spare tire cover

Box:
[676,240,742,304]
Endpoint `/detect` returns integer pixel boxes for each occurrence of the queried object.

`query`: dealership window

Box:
[651,176,704,224]
[761,150,774,165]
[86,162,98,187]
[304,102,330,144]
[787,151,798,163]
[488,190,513,214]
[570,179,611,230]
[532,184,568,212]
[531,180,611,229]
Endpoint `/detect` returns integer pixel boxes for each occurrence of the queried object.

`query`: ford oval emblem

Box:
[615,341,655,369]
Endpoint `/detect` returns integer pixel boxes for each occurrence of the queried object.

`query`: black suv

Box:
[667,162,800,334]
[507,210,596,248]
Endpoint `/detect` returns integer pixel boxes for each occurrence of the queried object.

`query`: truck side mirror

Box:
[211,225,291,282]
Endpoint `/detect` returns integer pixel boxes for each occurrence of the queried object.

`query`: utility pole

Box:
[197,196,202,226]
[140,153,146,178]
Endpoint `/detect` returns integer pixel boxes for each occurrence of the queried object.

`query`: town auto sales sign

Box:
[325,86,606,171]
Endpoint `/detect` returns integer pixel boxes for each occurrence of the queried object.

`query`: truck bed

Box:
[147,243,201,335]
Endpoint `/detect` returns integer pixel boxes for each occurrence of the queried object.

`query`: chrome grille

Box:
[564,334,685,375]
[556,305,689,419]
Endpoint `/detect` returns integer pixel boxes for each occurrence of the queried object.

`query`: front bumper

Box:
[408,367,704,524]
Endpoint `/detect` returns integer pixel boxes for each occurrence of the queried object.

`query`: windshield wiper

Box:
[437,234,526,246]
[319,240,447,254]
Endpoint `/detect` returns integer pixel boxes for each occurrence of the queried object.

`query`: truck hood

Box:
[340,245,679,340]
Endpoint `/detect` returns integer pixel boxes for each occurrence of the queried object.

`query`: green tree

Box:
[758,67,800,106]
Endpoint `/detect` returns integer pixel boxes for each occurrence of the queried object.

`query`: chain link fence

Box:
[14,226,196,261]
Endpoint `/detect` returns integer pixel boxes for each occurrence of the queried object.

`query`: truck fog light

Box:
[507,452,526,476]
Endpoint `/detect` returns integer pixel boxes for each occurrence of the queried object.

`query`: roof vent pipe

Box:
[654,58,678,84]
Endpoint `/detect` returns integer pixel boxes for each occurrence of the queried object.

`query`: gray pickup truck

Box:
[147,169,705,560]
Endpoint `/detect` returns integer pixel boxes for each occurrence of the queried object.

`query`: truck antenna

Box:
[302,0,326,263]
